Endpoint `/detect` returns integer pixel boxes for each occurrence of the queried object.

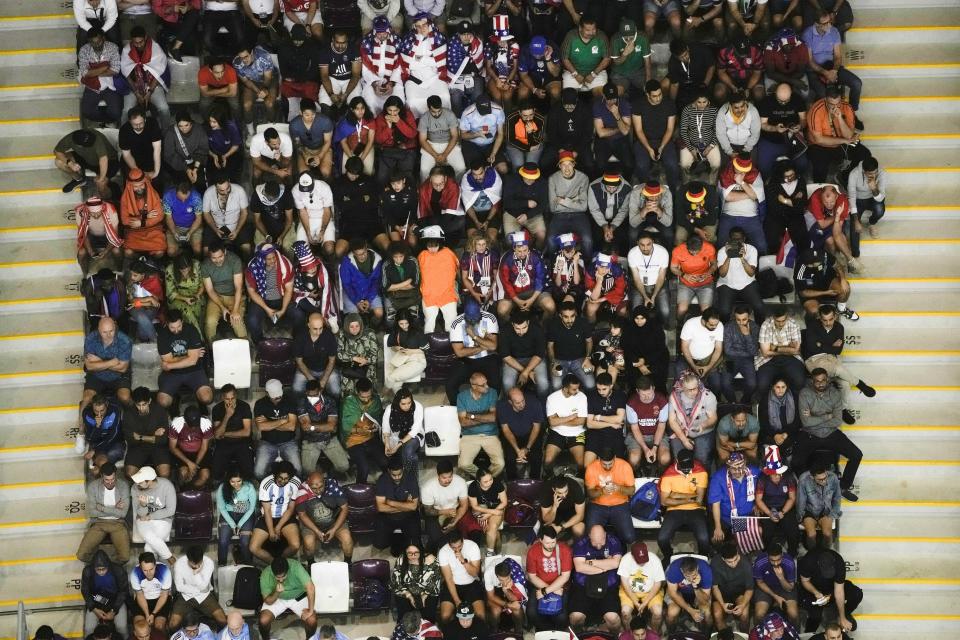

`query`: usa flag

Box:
[731,515,765,554]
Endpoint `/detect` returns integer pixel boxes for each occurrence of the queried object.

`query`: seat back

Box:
[423,331,456,385]
[216,564,259,615]
[174,489,214,541]
[350,559,391,612]
[213,338,253,389]
[351,558,390,581]
[506,479,544,506]
[257,337,295,387]
[168,56,201,104]
[311,560,350,613]
[505,479,543,529]
[423,405,461,457]
[344,483,377,535]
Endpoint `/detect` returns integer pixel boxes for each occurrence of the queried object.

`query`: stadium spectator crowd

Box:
[63,0,882,638]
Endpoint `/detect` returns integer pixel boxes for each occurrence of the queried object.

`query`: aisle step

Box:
[0,274,86,313]
[850,289,960,316]
[0,573,84,611]
[0,63,79,98]
[0,0,71,20]
[852,6,960,29]
[0,346,85,378]
[837,326,960,352]
[851,431,960,461]
[844,399,960,426]
[0,458,84,497]
[0,383,82,411]
[0,310,84,337]
[839,502,960,537]
[839,360,960,386]
[853,462,960,501]
[0,203,76,235]
[857,217,960,241]
[837,550,960,580]
[0,610,81,640]
[861,75,960,98]
[847,253,960,288]
[0,495,87,537]
[0,421,77,453]
[0,27,72,64]
[846,43,960,76]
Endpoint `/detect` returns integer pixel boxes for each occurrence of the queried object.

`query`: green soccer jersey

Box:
[564,32,609,76]
[611,34,651,76]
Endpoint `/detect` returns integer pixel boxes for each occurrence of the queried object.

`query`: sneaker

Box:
[841,489,859,502]
[848,614,858,631]
[856,380,876,397]
[840,307,860,321]
[842,409,856,425]
[848,257,864,273]
[867,223,880,238]
[854,115,865,131]
[62,178,86,193]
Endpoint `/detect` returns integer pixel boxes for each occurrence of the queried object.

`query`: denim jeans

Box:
[392,437,421,477]
[670,431,715,468]
[850,198,886,257]
[130,307,158,342]
[254,439,301,478]
[502,357,550,398]
[719,356,758,403]
[506,145,544,169]
[547,213,594,258]
[551,358,595,391]
[658,508,711,559]
[218,510,254,564]
[292,367,342,396]
[807,66,862,111]
[585,502,636,544]
[717,214,768,255]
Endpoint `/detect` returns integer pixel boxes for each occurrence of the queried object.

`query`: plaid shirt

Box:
[755,316,802,368]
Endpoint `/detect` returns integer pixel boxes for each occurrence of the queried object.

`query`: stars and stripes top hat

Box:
[492,14,512,39]
[763,444,789,476]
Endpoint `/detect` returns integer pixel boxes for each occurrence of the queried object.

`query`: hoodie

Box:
[338,249,383,305]
[81,550,128,613]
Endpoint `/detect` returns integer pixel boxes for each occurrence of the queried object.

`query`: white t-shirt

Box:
[679,316,723,361]
[258,475,302,519]
[617,553,665,594]
[716,244,758,291]
[545,390,588,437]
[627,244,670,288]
[420,475,469,511]
[250,132,294,160]
[438,540,482,585]
[449,312,500,359]
[292,181,334,215]
[202,183,249,231]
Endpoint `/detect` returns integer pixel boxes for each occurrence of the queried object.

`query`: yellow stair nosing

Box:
[0,516,85,529]
[850,25,960,32]
[0,555,77,567]
[842,535,960,543]
[0,404,75,415]
[0,13,73,22]
[0,479,83,490]
[0,330,84,341]
[862,95,960,102]
[0,368,82,380]
[842,499,960,507]
[856,577,960,585]
[0,224,75,233]
[857,312,960,317]
[0,594,83,607]
[845,424,960,431]
[0,259,76,269]
[0,295,84,306]
[0,443,74,454]
[857,614,960,621]
[844,349,960,355]
[0,47,72,56]
[0,82,75,92]
[860,459,960,466]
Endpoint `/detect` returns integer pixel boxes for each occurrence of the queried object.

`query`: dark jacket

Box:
[81,550,128,613]
[502,172,549,219]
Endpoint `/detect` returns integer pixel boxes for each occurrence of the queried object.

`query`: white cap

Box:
[131,466,157,484]
[595,252,612,265]
[298,172,315,192]
[420,225,444,240]
[265,379,284,398]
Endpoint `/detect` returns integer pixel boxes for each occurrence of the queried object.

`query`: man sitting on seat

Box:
[295,466,354,563]
[258,558,317,640]
[664,555,712,633]
[249,461,302,564]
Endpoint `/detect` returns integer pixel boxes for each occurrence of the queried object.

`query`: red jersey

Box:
[526,540,573,584]
[626,391,668,438]
[807,188,850,225]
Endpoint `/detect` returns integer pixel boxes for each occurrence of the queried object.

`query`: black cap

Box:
[602,83,618,100]
[561,87,578,106]
[676,449,695,472]
[475,95,492,114]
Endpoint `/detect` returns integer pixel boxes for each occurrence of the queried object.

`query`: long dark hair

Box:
[399,540,426,575]
[219,468,245,504]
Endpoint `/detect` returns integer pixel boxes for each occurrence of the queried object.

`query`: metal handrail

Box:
[0,603,85,618]
[16,602,26,640]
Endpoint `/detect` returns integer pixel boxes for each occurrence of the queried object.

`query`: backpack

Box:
[757,268,793,302]
[232,567,263,610]
[352,577,389,609]
[629,480,661,521]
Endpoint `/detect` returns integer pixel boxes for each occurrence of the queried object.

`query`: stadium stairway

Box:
[0,0,958,638]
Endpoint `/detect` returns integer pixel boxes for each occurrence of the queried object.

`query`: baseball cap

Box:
[456,603,475,619]
[618,18,638,38]
[298,172,315,192]
[463,299,482,323]
[372,16,390,33]
[265,378,284,398]
[630,541,649,564]
[131,466,157,484]
[602,83,618,100]
[529,36,546,57]
[475,95,492,115]
[676,449,695,473]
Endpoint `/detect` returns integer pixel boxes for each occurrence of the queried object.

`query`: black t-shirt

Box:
[794,260,833,296]
[538,476,585,524]
[157,324,204,374]
[119,118,162,173]
[250,186,294,237]
[467,478,506,510]
[498,321,546,360]
[211,399,253,435]
[320,43,359,81]
[293,328,337,371]
[380,185,418,228]
[123,404,170,446]
[253,396,298,444]
[442,619,490,640]
[547,316,592,361]
[334,176,381,233]
[631,93,676,144]
[667,44,713,89]
[759,93,806,142]
[799,548,846,594]
[374,471,420,504]
[587,389,627,420]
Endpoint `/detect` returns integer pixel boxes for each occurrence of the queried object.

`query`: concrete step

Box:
[0,132,74,170]
[847,43,960,76]
[0,458,84,497]
[0,420,78,455]
[861,75,960,98]
[0,0,72,20]
[851,461,960,501]
[0,530,85,567]
[0,494,87,538]
[857,589,960,629]
[852,5,960,28]
[837,327,960,353]
[850,289,960,315]
[845,551,960,581]
[844,397,960,426]
[0,27,73,64]
[851,430,960,460]
[0,274,86,314]
[0,62,79,98]
[0,310,84,337]
[0,381,82,412]
[0,341,86,377]
[0,609,82,640]
[858,217,960,241]
[839,502,960,538]
[838,361,960,387]
[0,573,85,611]
[0,202,76,233]
[847,253,960,288]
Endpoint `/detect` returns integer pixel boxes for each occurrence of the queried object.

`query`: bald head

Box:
[98,317,117,344]
[227,612,244,633]
[775,82,792,103]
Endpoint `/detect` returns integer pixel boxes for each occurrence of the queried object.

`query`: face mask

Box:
[782,179,798,195]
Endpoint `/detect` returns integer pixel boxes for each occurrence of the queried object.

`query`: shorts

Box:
[131,596,172,619]
[201,221,254,249]
[619,586,665,609]
[340,223,386,246]
[296,216,337,245]
[547,430,586,450]
[584,428,626,456]
[753,583,798,605]
[341,294,383,314]
[439,580,485,605]
[562,70,608,91]
[158,369,210,397]
[88,234,109,251]
[177,448,212,469]
[643,0,681,15]
[503,212,547,237]
[624,431,658,452]
[124,443,172,468]
[569,581,619,619]
[84,371,132,394]
[170,593,223,621]
[261,596,310,618]
[677,282,715,306]
[254,513,300,532]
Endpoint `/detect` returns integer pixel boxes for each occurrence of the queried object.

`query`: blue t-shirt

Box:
[518,43,560,85]
[752,552,797,590]
[496,393,546,441]
[457,388,499,436]
[591,97,632,140]
[665,558,713,598]
[707,466,761,524]
[572,533,624,587]
[163,188,203,229]
[84,330,133,382]
[289,113,334,150]
[802,25,841,66]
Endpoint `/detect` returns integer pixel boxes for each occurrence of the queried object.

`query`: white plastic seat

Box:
[423,405,461,457]
[311,560,350,613]
[213,338,252,389]
[216,564,258,616]
[383,334,422,386]
[535,632,569,640]
[631,476,663,530]
[168,55,201,104]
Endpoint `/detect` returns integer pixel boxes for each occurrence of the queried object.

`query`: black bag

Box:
[232,567,263,610]
[424,431,441,448]
[757,268,793,302]
[584,573,607,599]
[339,364,369,380]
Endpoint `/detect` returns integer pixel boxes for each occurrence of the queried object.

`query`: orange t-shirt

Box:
[807,98,854,141]
[418,247,460,307]
[585,458,635,507]
[671,242,717,288]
